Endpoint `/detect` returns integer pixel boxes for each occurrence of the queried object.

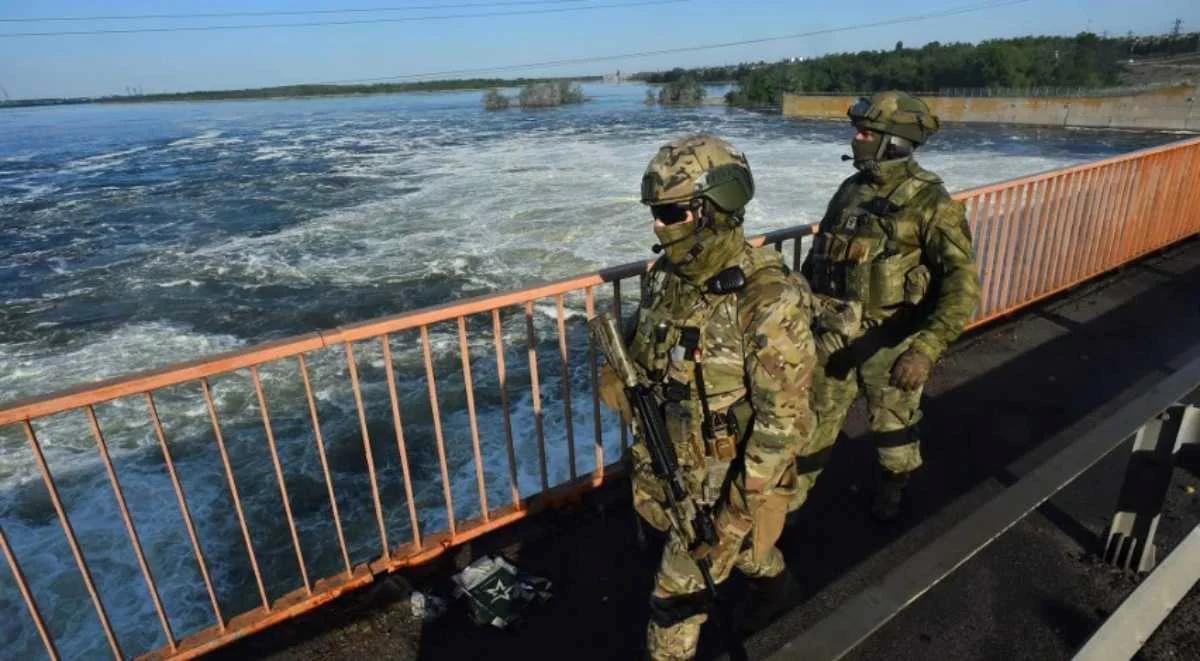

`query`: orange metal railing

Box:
[1,137,1198,660]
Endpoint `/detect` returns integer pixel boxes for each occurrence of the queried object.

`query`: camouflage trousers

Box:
[789,328,924,511]
[643,469,794,661]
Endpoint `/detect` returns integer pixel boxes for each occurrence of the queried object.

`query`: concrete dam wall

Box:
[782,85,1200,131]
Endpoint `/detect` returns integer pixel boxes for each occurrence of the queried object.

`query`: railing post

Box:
[0,524,59,661]
[1103,397,1200,572]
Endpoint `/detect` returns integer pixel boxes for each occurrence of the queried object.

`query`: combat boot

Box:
[871,469,911,522]
[741,567,796,631]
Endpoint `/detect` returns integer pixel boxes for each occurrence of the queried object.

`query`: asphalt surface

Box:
[211,235,1200,661]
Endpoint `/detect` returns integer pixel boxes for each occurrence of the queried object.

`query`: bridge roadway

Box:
[210,236,1200,661]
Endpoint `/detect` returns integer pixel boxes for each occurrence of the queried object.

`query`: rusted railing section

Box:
[0,137,1197,660]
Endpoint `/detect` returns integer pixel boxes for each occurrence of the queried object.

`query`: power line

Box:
[0,0,684,38]
[302,0,1033,86]
[0,0,591,23]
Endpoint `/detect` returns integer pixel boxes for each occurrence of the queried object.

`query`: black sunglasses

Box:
[651,203,691,225]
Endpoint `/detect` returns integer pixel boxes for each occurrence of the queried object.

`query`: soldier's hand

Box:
[597,365,633,424]
[815,331,845,357]
[890,348,933,391]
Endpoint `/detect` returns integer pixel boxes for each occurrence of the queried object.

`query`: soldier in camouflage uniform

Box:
[600,134,817,660]
[795,91,981,520]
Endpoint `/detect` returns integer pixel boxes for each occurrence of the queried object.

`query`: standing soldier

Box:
[796,91,980,521]
[599,134,816,660]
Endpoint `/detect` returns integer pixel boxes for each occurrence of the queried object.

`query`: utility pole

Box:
[1171,18,1182,38]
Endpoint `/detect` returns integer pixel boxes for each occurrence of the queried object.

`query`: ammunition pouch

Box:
[867,249,922,312]
[703,408,740,461]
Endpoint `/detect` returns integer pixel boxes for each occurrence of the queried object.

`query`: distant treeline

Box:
[0,76,604,108]
[635,32,1200,107]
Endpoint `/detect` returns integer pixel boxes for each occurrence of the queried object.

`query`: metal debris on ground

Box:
[451,556,553,628]
[409,591,448,621]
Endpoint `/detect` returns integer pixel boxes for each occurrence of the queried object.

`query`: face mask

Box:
[851,132,883,166]
[653,220,703,268]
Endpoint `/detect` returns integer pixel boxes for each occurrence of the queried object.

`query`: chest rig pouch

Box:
[629,270,748,505]
[811,177,933,316]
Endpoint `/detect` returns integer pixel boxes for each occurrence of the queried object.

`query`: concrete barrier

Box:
[782,85,1200,131]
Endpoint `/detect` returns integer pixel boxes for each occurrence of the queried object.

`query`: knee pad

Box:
[873,424,919,449]
[794,445,834,474]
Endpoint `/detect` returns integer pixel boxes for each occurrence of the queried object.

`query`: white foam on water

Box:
[167,130,242,150]
[154,279,203,288]
[0,181,60,204]
[0,322,243,456]
[63,146,150,174]
[251,145,298,162]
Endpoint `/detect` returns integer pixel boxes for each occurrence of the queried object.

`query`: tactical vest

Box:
[629,246,787,503]
[808,165,940,319]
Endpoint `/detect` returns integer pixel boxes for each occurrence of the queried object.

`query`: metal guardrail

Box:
[1,137,1199,660]
[769,350,1200,661]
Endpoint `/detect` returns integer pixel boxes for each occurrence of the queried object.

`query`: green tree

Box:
[656,77,707,105]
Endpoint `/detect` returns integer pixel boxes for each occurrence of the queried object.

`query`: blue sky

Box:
[1,0,1197,99]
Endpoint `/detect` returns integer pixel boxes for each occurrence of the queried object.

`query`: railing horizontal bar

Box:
[5,140,1200,425]
[0,334,325,427]
[0,231,820,426]
[1073,524,1200,661]
[952,135,1200,198]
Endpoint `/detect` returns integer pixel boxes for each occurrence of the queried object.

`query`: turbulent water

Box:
[0,83,1182,658]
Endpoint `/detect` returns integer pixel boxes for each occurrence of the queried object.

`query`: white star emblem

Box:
[484,578,514,602]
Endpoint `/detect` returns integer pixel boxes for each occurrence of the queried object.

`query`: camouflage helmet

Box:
[640,134,754,213]
[848,91,941,145]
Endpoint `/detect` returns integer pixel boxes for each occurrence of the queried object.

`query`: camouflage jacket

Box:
[802,158,980,362]
[630,243,816,507]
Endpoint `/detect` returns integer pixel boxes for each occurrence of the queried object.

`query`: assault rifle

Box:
[589,312,746,661]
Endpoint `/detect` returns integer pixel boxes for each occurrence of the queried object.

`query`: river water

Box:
[0,83,1182,658]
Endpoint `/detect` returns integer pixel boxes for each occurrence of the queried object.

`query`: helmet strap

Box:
[874,134,890,161]
[882,135,915,160]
